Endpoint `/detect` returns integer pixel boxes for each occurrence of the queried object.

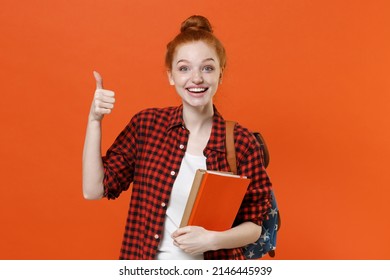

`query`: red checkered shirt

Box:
[102,105,272,259]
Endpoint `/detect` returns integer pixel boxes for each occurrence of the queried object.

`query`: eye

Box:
[203,65,215,72]
[179,66,190,72]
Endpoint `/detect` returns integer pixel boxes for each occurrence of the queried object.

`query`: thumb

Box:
[93,70,103,89]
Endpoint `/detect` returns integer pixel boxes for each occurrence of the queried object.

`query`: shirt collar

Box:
[207,106,226,153]
[167,105,226,153]
[167,105,186,131]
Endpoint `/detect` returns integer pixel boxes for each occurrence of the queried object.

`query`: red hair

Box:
[165,15,226,71]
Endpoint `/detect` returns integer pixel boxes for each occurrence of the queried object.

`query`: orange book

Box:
[180,169,251,231]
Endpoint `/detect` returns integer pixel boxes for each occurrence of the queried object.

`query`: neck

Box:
[182,103,214,133]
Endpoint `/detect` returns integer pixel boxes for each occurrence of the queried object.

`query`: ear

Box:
[219,68,224,84]
[167,70,175,86]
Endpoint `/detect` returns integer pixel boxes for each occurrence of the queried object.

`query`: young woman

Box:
[82,15,272,260]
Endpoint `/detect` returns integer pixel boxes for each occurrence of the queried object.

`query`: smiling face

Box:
[168,41,223,109]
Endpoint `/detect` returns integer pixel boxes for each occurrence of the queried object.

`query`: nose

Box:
[191,70,204,84]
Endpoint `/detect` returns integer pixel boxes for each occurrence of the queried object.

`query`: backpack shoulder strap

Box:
[225,120,237,175]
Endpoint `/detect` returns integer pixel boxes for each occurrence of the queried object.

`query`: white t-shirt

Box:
[156,152,207,260]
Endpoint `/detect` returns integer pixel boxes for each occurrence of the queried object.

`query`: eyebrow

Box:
[176,58,216,64]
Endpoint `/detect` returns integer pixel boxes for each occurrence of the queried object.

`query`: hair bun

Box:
[180,15,213,33]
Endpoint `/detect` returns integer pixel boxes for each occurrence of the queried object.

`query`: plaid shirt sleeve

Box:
[233,124,272,227]
[102,114,138,200]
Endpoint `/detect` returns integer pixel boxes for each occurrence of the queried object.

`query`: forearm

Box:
[212,222,262,251]
[82,119,105,200]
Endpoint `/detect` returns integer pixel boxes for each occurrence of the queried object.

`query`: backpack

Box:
[225,121,280,258]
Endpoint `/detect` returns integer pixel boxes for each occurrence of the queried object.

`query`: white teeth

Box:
[187,88,207,93]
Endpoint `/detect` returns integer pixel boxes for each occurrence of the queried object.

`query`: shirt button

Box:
[170,171,176,176]
[179,144,185,150]
[161,202,166,207]
[154,234,159,239]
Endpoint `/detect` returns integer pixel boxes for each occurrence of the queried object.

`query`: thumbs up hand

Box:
[89,71,116,121]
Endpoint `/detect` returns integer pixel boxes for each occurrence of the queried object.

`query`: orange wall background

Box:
[1,0,389,259]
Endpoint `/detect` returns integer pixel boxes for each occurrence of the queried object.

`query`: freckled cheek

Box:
[203,73,220,83]
[176,76,191,86]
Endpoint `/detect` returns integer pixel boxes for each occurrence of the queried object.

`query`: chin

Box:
[185,100,213,109]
